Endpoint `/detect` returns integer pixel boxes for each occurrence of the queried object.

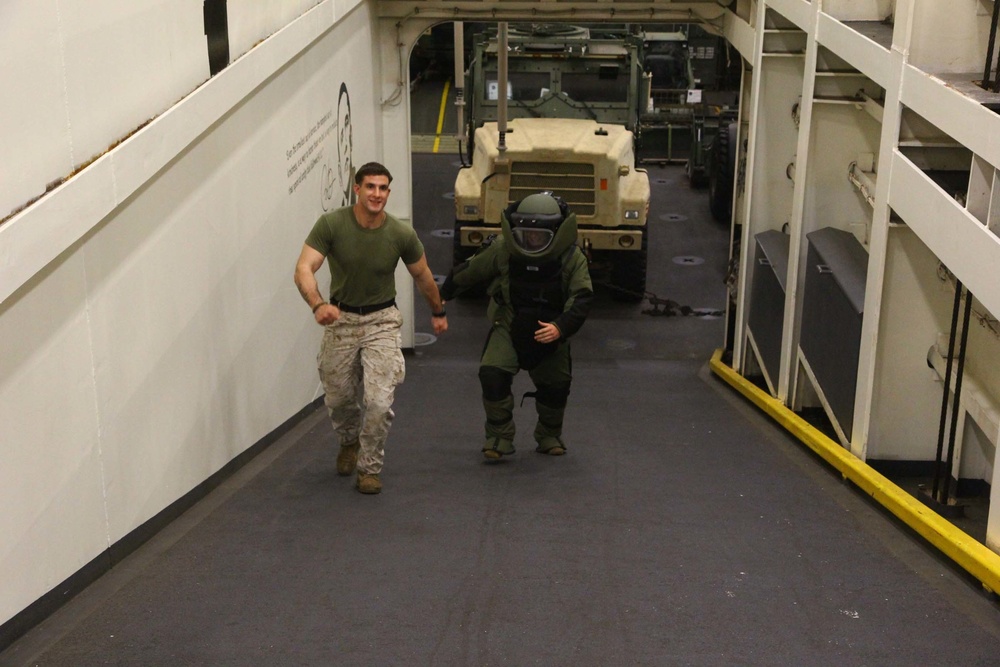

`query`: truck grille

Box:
[509,162,596,216]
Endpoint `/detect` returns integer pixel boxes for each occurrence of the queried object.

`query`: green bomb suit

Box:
[442,194,593,457]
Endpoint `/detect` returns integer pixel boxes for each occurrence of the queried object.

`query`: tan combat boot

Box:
[336,442,360,476]
[356,472,382,495]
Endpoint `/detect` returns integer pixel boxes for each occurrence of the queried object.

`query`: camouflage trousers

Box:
[317,306,405,475]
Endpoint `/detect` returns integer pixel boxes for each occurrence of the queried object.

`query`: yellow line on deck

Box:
[432,79,451,154]
[709,348,1000,594]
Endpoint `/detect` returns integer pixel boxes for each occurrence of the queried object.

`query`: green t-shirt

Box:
[304,206,424,306]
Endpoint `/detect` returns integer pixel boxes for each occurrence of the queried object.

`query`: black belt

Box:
[334,298,396,315]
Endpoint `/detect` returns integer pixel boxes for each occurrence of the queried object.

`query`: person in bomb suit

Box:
[441,193,594,460]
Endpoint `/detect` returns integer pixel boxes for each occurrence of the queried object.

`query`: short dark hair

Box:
[355,162,393,185]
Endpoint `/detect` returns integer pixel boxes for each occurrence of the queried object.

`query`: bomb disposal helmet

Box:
[501,192,577,261]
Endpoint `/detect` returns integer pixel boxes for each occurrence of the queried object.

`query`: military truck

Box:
[453,26,651,301]
[637,26,740,185]
[461,26,647,145]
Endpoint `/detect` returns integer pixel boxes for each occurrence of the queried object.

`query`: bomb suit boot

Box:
[531,381,571,455]
[480,366,516,460]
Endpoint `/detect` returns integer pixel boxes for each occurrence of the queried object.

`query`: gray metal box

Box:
[800,227,868,440]
[747,230,790,390]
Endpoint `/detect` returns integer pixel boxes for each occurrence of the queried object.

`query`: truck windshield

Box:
[562,72,629,103]
[483,71,628,104]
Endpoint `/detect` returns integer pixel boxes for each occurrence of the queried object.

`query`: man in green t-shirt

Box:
[294,162,447,495]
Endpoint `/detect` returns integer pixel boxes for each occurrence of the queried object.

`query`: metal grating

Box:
[509,162,596,216]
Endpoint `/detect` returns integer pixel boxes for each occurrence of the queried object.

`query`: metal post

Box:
[987,0,1000,91]
[497,22,508,154]
[454,22,466,143]
[941,288,974,504]
[932,279,962,498]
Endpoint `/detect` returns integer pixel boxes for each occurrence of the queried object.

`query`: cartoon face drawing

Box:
[337,83,355,207]
[321,159,336,212]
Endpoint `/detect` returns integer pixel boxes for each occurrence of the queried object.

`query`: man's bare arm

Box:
[406,254,448,334]
[294,244,340,324]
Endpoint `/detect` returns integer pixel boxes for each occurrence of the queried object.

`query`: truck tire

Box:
[709,121,737,223]
[687,158,709,188]
[609,228,648,303]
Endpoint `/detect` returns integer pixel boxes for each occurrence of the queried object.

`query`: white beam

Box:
[767,0,815,32]
[888,152,1000,322]
[723,8,757,61]
[815,12,891,88]
[900,65,1000,173]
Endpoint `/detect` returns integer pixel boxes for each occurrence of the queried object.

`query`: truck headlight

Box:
[463,205,479,216]
[624,210,640,220]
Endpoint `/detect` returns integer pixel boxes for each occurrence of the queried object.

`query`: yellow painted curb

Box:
[709,348,1000,594]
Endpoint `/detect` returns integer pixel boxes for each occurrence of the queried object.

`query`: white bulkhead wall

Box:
[907,0,995,73]
[0,0,387,631]
[0,1,207,220]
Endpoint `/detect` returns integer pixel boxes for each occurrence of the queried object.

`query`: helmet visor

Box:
[511,227,555,254]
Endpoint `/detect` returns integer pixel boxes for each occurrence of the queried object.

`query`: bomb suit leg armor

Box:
[527,356,572,455]
[479,328,519,458]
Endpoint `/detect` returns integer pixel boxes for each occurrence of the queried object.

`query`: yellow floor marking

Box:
[432,79,451,154]
[709,348,1000,595]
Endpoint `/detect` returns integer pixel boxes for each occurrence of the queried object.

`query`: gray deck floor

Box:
[3,156,1000,665]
